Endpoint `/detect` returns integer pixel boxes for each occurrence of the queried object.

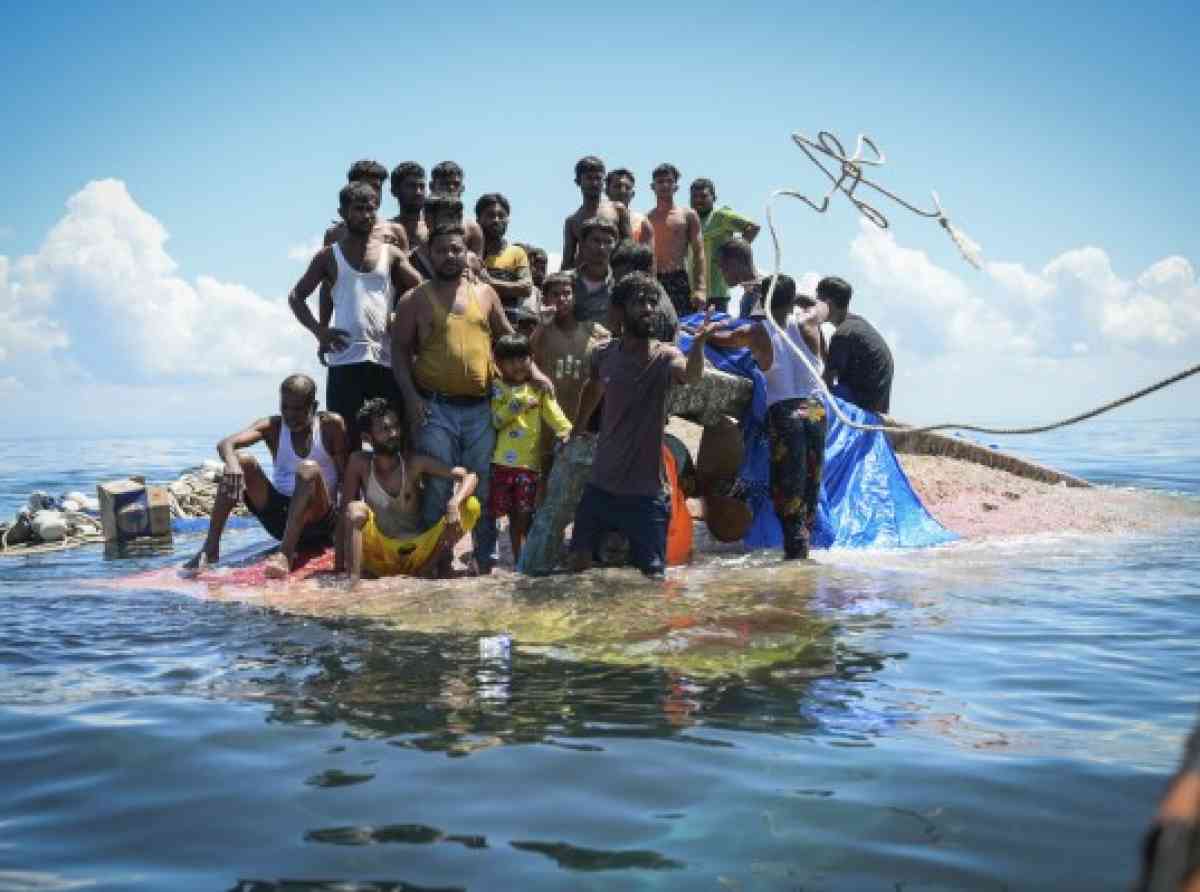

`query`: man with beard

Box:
[475,192,533,309]
[340,398,480,584]
[429,160,485,256]
[389,161,428,260]
[391,223,553,574]
[690,178,759,315]
[568,273,719,577]
[605,168,655,255]
[647,163,707,316]
[317,160,409,364]
[561,156,631,270]
[289,181,422,449]
[182,374,347,579]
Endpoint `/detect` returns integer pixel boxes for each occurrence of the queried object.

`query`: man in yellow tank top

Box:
[391,223,553,574]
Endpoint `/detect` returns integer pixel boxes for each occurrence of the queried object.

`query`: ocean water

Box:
[0,419,1198,891]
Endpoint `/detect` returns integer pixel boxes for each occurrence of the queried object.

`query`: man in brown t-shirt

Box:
[569,272,718,576]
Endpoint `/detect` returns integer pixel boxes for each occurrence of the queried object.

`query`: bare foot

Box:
[263,552,291,579]
[180,550,216,578]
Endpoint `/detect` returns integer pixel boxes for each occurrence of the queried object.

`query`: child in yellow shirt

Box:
[491,333,572,561]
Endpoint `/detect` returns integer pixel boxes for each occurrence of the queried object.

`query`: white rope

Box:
[759,130,1200,436]
[787,130,983,268]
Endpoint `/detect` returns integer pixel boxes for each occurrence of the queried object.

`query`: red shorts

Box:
[490,464,539,517]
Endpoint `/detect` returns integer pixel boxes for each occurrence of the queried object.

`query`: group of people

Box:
[183,154,894,582]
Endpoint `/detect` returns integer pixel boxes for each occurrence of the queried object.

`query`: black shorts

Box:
[570,483,670,576]
[657,269,693,319]
[247,481,337,545]
[326,361,403,445]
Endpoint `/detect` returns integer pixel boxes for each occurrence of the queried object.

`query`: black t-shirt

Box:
[827,313,894,414]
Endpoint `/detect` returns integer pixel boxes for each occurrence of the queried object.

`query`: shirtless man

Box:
[411,193,484,281]
[646,163,706,317]
[317,160,409,363]
[561,156,631,270]
[182,374,348,578]
[429,160,484,256]
[289,181,422,449]
[341,398,479,584]
[389,161,428,259]
[605,168,655,255]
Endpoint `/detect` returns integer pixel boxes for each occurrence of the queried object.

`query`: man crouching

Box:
[183,374,347,578]
[340,398,479,585]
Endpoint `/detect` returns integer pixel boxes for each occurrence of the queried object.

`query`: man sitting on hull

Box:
[182,374,348,578]
[340,398,479,585]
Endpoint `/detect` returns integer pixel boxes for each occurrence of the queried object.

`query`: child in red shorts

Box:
[491,333,572,562]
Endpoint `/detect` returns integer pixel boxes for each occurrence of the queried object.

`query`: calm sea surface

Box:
[1,419,1198,891]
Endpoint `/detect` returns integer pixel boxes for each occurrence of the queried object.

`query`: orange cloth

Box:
[663,445,693,566]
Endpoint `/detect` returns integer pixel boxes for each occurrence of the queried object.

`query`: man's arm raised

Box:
[687,209,707,307]
[672,308,719,385]
[707,321,773,371]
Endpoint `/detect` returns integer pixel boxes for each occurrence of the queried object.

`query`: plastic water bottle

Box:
[478,634,511,662]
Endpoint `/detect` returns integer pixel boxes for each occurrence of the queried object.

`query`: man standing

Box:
[389,161,428,260]
[182,375,347,578]
[475,192,533,309]
[568,273,718,577]
[708,275,829,559]
[605,168,655,252]
[715,237,763,319]
[818,276,894,415]
[391,224,550,574]
[570,217,619,326]
[317,160,409,362]
[690,178,760,314]
[429,161,485,256]
[289,181,421,449]
[562,156,630,270]
[647,164,706,317]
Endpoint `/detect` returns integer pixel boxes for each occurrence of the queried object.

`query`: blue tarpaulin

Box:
[679,313,955,551]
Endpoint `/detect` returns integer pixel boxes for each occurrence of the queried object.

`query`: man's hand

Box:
[316,324,350,355]
[693,306,719,341]
[557,429,571,447]
[407,397,430,433]
[529,365,556,397]
[691,290,707,311]
[443,502,463,541]
[219,465,245,503]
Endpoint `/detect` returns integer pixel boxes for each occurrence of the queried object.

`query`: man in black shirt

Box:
[818,276,894,415]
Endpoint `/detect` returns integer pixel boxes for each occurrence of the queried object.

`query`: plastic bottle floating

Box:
[775,129,982,269]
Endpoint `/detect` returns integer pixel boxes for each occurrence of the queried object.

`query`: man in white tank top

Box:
[288,181,422,450]
[707,274,830,559]
[181,374,349,578]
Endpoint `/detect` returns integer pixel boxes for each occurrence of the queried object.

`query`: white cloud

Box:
[1,179,305,381]
[0,254,69,364]
[288,235,322,263]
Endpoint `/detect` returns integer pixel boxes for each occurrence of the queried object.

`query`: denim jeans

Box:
[414,397,498,567]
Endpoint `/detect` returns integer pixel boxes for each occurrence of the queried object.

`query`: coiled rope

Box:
[759,128,1200,436]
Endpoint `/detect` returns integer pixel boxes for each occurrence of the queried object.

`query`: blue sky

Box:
[2,1,1197,437]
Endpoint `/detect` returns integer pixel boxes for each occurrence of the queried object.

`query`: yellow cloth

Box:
[483,243,529,281]
[361,495,481,577]
[491,381,572,471]
[413,282,492,397]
